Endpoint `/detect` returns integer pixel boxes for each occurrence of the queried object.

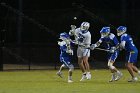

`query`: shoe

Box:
[109,73,116,82]
[56,71,63,78]
[80,73,87,81]
[115,72,123,81]
[138,71,140,77]
[68,80,73,83]
[109,78,115,82]
[128,77,138,82]
[86,72,91,80]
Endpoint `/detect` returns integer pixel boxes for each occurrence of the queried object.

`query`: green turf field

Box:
[0,69,140,93]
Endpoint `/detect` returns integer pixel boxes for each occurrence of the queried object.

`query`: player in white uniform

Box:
[69,22,91,81]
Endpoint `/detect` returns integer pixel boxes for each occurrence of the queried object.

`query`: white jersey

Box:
[70,28,91,57]
[75,28,91,48]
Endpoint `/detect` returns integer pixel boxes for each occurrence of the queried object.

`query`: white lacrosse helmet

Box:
[80,22,90,31]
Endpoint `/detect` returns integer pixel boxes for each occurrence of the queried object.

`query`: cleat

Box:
[138,71,140,77]
[128,77,138,82]
[56,71,63,78]
[80,73,87,81]
[68,80,73,83]
[86,73,91,80]
[109,73,116,82]
[115,72,123,81]
[109,79,114,82]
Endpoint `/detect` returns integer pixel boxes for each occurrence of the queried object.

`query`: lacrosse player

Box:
[90,27,123,82]
[56,32,74,83]
[117,26,140,82]
[69,22,91,81]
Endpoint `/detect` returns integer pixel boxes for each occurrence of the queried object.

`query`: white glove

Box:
[58,41,66,46]
[90,44,96,50]
[65,39,70,45]
[69,25,76,36]
[109,47,116,53]
[66,49,73,55]
[58,41,61,45]
[71,40,78,45]
[71,25,76,30]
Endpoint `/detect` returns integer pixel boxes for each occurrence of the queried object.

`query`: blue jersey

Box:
[121,33,138,63]
[59,41,74,58]
[99,33,119,49]
[59,41,74,66]
[120,34,138,52]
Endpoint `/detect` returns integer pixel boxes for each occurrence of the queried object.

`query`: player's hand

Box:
[109,47,116,53]
[58,41,61,45]
[66,49,73,55]
[71,25,76,29]
[71,40,78,45]
[90,44,96,50]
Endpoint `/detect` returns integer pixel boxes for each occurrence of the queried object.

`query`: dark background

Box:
[0,0,140,70]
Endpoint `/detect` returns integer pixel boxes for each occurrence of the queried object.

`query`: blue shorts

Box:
[107,50,119,62]
[126,51,138,63]
[60,56,72,68]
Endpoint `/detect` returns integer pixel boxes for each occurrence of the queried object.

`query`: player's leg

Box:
[132,65,140,75]
[83,49,91,80]
[56,57,66,78]
[78,57,87,81]
[108,51,122,82]
[68,64,74,83]
[126,63,138,82]
[131,52,140,76]
[56,64,65,78]
[83,56,91,80]
[77,47,87,81]
[126,52,138,82]
[108,61,118,82]
[78,57,85,73]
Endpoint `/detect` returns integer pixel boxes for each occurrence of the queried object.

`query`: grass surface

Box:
[0,69,140,93]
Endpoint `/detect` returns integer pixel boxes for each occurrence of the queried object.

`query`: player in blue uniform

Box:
[56,32,74,83]
[90,27,122,82]
[117,26,140,82]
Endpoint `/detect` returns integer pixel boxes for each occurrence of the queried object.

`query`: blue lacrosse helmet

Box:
[117,26,127,36]
[59,32,70,40]
[100,27,110,37]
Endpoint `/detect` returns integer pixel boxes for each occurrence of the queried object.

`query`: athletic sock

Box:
[68,76,72,80]
[87,72,91,74]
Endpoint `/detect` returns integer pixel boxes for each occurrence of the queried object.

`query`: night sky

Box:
[1,0,140,45]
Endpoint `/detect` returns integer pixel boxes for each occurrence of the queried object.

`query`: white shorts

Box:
[77,47,90,57]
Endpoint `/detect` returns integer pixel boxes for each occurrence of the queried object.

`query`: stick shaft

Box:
[95,48,109,52]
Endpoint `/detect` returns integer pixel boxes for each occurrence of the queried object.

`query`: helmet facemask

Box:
[101,32,110,37]
[117,30,126,36]
[117,26,127,36]
[80,22,90,31]
[100,27,110,38]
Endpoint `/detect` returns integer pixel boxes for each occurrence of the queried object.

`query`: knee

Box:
[125,63,131,68]
[69,65,74,72]
[108,62,115,69]
[83,57,88,63]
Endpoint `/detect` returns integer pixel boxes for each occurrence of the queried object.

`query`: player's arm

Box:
[115,35,126,50]
[109,36,125,53]
[65,40,74,55]
[90,38,103,50]
[119,41,126,49]
[69,25,77,36]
